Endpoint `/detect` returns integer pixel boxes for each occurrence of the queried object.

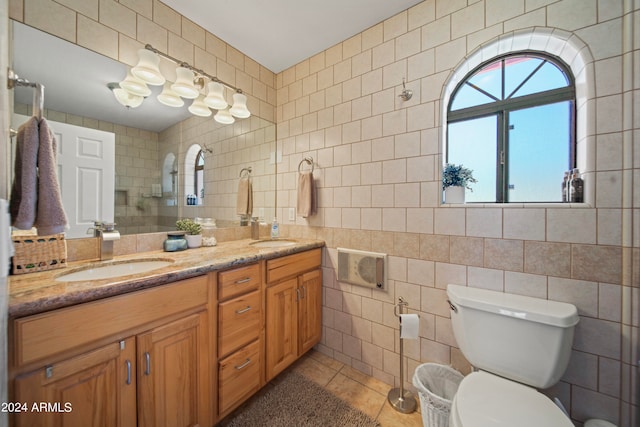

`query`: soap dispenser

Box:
[271,217,279,239]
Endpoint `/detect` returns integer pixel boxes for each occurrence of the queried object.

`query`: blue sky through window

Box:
[447,55,573,203]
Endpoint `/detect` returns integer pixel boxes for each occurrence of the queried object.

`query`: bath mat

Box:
[224,370,380,426]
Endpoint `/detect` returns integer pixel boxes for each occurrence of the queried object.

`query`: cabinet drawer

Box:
[218,290,260,357]
[218,263,260,301]
[219,339,261,415]
[14,275,208,367]
[266,248,322,284]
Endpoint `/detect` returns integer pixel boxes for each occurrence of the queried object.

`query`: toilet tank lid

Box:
[447,285,579,328]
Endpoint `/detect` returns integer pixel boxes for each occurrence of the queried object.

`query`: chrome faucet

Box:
[87,221,120,260]
[251,217,260,240]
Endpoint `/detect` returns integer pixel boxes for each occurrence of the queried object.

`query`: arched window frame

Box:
[446,51,576,203]
[194,149,204,198]
[183,144,203,206]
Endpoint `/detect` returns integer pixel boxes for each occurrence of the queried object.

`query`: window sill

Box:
[440,202,592,208]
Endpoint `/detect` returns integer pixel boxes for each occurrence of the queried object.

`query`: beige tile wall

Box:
[275,1,639,426]
[158,113,276,227]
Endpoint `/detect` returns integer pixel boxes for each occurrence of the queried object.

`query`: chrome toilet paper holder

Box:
[388,296,417,414]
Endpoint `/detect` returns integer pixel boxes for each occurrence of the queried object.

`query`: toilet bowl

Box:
[446,285,580,427]
[449,371,573,427]
[585,420,617,427]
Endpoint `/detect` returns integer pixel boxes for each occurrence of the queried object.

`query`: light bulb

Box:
[157,83,184,107]
[119,70,151,97]
[229,92,251,118]
[131,49,165,86]
[214,108,235,124]
[188,96,212,117]
[113,87,143,108]
[171,67,199,99]
[204,82,228,110]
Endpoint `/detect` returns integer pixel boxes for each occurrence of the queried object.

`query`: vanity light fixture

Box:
[157,82,184,107]
[204,82,228,110]
[171,67,200,99]
[131,49,165,86]
[229,93,251,118]
[107,82,144,108]
[214,108,235,124]
[188,96,213,117]
[113,44,251,123]
[119,71,151,97]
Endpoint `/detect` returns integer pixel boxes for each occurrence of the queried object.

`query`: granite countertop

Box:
[9,238,325,318]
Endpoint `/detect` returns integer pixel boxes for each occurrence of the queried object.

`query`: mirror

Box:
[10,21,276,238]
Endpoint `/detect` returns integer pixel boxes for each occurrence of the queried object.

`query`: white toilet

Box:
[446,284,580,427]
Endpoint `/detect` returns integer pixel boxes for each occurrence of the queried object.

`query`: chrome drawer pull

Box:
[144,352,151,375]
[125,360,132,385]
[234,358,251,370]
[235,277,251,284]
[236,305,252,314]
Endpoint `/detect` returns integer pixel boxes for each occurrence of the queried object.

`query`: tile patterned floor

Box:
[222,350,424,426]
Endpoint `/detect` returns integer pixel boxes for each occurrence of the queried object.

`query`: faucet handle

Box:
[102,222,117,232]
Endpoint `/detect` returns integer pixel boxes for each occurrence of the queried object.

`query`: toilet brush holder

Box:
[388,296,417,414]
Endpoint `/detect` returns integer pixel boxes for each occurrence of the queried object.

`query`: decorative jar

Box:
[163,231,188,252]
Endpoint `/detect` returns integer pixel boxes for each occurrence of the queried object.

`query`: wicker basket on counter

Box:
[11,233,67,275]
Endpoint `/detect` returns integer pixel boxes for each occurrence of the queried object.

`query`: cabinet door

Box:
[13,337,136,427]
[298,269,323,355]
[265,278,298,381]
[137,311,209,427]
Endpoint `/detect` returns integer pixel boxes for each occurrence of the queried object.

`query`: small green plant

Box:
[176,218,202,235]
[442,163,477,190]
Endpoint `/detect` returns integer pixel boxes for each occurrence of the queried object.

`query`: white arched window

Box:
[447,53,575,203]
[441,28,595,205]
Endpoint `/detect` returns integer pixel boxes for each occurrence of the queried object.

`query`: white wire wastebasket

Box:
[412,363,464,427]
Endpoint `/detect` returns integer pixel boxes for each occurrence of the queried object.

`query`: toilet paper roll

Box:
[399,313,419,339]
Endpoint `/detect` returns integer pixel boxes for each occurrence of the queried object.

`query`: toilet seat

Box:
[450,371,573,427]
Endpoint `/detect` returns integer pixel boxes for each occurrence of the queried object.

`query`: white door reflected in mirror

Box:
[12,114,115,238]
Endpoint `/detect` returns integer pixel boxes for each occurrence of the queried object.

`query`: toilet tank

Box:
[447,284,579,389]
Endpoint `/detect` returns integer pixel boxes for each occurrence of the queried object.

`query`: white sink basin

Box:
[250,239,296,248]
[56,259,174,282]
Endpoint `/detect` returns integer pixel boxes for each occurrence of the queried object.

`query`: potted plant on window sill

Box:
[176,218,202,248]
[443,163,477,204]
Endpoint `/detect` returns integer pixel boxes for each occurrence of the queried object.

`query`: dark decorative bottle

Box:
[569,169,583,203]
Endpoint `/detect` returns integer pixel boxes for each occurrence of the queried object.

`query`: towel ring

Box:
[239,166,252,178]
[298,157,314,174]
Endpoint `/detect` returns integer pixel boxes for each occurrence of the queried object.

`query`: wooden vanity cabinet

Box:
[265,249,322,381]
[10,275,211,427]
[136,311,209,427]
[13,337,137,427]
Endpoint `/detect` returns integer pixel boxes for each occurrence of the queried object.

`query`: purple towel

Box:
[9,117,67,235]
[34,118,67,235]
[10,117,39,230]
